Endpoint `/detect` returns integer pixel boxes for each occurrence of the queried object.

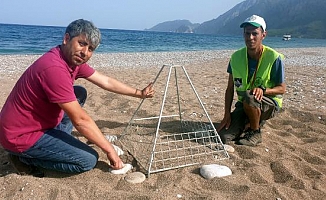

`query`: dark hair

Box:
[65,19,101,48]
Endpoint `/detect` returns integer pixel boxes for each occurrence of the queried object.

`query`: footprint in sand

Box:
[270,160,305,190]
[236,147,259,159]
[296,147,326,165]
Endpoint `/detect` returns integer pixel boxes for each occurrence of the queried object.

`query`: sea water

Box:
[1,23,326,55]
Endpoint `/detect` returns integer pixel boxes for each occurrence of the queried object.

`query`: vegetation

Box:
[147,0,326,39]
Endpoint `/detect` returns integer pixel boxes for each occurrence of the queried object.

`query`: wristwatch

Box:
[259,85,266,94]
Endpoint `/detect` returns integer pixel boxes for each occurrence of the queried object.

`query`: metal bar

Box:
[181,66,229,157]
[147,65,173,177]
[120,65,165,138]
[174,66,184,132]
[119,65,230,177]
[133,114,179,121]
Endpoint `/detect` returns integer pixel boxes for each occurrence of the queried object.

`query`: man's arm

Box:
[265,83,286,96]
[58,100,123,170]
[268,56,286,95]
[253,56,286,101]
[253,83,286,101]
[86,71,154,99]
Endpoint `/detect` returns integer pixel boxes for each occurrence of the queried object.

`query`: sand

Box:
[0,48,325,200]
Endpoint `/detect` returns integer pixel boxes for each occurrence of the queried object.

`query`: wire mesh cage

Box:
[118,65,229,177]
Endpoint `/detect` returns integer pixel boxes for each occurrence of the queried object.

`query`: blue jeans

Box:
[10,86,99,173]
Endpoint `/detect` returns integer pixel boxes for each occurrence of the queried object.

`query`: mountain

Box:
[145,20,199,33]
[146,0,326,39]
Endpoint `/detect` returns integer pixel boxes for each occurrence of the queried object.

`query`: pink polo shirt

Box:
[0,46,95,152]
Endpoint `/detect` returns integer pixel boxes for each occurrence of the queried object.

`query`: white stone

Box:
[200,164,232,179]
[124,172,146,184]
[223,144,235,153]
[109,164,133,175]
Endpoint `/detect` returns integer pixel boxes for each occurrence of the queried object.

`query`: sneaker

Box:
[243,121,265,132]
[238,129,262,146]
[8,154,44,177]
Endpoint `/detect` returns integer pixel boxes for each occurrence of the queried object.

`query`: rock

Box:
[109,164,133,175]
[223,144,235,153]
[200,164,232,179]
[124,172,146,184]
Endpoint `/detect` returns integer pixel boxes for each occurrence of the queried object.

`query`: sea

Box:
[1,23,326,55]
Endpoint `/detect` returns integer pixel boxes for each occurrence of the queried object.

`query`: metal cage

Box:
[119,65,229,177]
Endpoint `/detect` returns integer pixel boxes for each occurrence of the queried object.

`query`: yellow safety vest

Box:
[230,45,283,107]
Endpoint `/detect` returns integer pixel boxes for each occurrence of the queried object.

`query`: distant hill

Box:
[145,20,199,33]
[146,0,326,39]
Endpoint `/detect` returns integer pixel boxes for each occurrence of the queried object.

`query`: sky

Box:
[0,0,244,30]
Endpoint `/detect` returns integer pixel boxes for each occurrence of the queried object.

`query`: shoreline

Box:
[0,47,325,70]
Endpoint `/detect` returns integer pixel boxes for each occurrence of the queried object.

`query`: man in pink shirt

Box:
[0,19,154,176]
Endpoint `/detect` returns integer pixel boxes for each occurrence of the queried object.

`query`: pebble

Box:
[200,164,232,179]
[223,144,235,153]
[2,48,325,73]
[124,172,146,184]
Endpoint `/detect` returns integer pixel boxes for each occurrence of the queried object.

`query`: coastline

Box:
[0,48,325,199]
[1,47,326,69]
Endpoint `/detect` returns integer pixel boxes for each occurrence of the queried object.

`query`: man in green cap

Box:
[217,15,286,146]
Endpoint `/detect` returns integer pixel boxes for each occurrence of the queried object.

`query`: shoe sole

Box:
[237,138,262,146]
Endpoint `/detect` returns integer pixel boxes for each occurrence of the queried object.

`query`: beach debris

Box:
[177,194,183,198]
[200,164,232,179]
[112,144,124,156]
[109,163,133,175]
[223,144,235,153]
[19,182,29,191]
[105,135,118,142]
[124,172,146,184]
[87,135,118,147]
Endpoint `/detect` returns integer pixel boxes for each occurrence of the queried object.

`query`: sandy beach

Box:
[0,48,325,200]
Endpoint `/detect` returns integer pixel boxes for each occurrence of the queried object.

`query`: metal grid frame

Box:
[119,65,229,177]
